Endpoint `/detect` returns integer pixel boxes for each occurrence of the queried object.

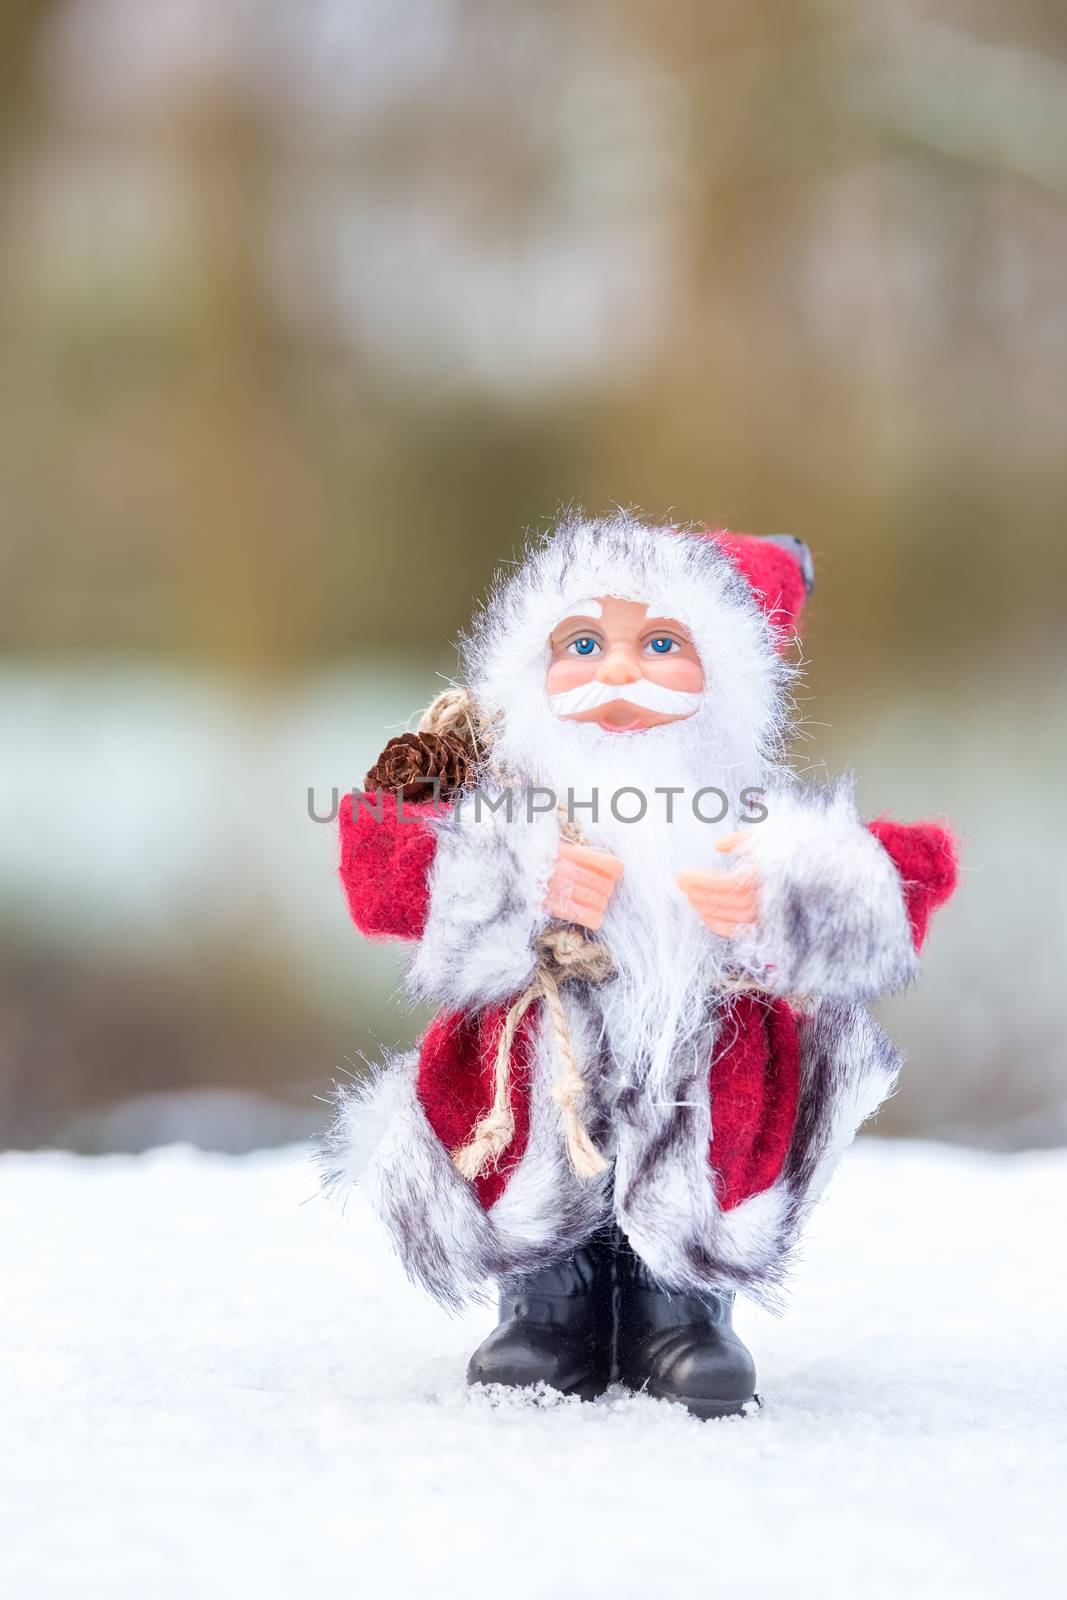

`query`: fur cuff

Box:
[406,789,559,1009]
[734,778,919,1002]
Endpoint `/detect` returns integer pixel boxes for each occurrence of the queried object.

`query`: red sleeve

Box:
[338,790,440,941]
[866,819,959,951]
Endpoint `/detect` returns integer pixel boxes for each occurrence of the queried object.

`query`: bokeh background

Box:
[2,0,1065,1155]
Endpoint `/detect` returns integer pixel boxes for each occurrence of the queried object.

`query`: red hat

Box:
[708,530,813,644]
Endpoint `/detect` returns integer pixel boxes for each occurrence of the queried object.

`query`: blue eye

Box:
[570,637,600,657]
[648,636,677,654]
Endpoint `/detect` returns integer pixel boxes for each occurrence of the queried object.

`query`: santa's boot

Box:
[616,1238,758,1420]
[466,1231,615,1402]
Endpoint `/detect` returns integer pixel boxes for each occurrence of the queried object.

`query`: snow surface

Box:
[2,1139,1065,1600]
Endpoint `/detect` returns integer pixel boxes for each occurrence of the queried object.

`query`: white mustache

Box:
[548,677,704,717]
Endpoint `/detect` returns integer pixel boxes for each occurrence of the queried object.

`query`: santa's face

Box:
[546,596,705,733]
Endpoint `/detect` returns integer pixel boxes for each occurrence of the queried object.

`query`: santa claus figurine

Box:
[322,512,957,1419]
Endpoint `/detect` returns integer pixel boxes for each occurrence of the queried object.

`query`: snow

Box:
[3,1140,1064,1600]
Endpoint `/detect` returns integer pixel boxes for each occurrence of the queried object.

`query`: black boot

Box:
[466,1231,615,1402]
[616,1238,758,1420]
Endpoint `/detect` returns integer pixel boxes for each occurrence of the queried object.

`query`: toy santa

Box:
[322,512,957,1418]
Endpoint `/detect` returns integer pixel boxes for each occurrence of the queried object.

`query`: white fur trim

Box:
[405,788,560,1009]
[733,777,920,1002]
[318,1059,412,1195]
[783,1001,902,1224]
[614,1000,901,1305]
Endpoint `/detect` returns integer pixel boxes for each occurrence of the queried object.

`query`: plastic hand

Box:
[544,841,624,931]
[677,832,761,937]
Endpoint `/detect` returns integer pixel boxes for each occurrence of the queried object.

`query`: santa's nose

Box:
[595,647,642,686]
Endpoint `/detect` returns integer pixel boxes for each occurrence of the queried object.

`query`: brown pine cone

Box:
[364,731,472,802]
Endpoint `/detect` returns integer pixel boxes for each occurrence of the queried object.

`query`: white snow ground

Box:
[2,1140,1064,1600]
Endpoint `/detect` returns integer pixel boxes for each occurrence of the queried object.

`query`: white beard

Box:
[492,707,778,1100]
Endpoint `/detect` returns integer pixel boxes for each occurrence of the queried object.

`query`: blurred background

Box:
[2,0,1064,1155]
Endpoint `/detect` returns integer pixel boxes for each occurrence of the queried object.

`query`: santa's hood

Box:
[461,510,802,788]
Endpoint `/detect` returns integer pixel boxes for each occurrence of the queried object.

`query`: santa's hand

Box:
[677,833,760,937]
[544,841,624,932]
